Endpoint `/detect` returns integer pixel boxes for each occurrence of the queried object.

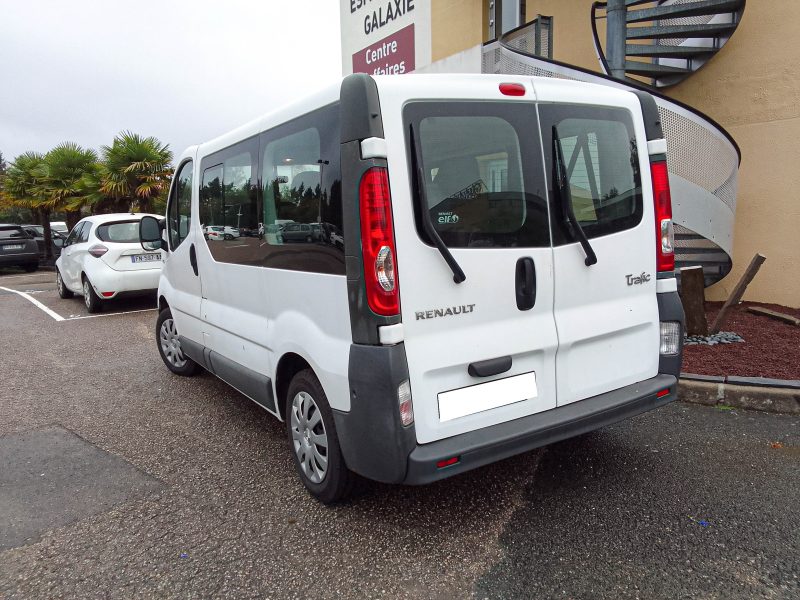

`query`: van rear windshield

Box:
[404,102,551,248]
[96,221,140,243]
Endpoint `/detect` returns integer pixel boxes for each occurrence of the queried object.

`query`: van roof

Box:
[193,73,637,160]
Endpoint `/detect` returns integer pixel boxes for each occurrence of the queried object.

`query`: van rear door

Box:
[537,88,660,406]
[394,99,559,445]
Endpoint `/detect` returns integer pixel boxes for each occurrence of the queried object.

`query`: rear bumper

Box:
[0,251,39,266]
[336,342,680,486]
[403,373,677,485]
[85,263,160,297]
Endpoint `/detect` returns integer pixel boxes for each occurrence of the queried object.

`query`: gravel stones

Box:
[684,331,745,346]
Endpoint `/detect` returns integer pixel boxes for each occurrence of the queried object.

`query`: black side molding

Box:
[468,356,512,378]
[631,89,664,141]
[340,74,384,144]
[178,336,277,414]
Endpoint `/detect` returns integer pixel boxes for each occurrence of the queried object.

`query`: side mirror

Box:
[53,238,64,248]
[140,216,165,252]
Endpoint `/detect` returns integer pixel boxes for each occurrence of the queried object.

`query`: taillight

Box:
[88,244,108,258]
[651,161,674,272]
[359,167,399,316]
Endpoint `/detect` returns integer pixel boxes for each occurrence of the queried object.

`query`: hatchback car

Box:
[0,225,39,271]
[55,214,163,312]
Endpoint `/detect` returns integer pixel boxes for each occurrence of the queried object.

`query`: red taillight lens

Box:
[101,291,115,297]
[651,161,674,273]
[88,244,109,258]
[359,167,399,316]
[499,82,526,96]
[436,457,460,469]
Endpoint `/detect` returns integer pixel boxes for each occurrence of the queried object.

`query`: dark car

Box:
[280,222,314,243]
[0,225,40,271]
[22,225,66,259]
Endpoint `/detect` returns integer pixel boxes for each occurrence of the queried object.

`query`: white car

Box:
[55,213,163,312]
[203,225,240,240]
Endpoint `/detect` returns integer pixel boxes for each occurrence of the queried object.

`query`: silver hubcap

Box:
[57,273,63,294]
[159,318,187,368]
[83,281,92,308]
[290,391,328,484]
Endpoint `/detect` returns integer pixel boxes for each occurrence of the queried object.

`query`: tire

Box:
[156,307,202,376]
[82,276,103,313]
[286,369,353,504]
[23,263,38,272]
[305,235,312,243]
[56,269,73,299]
[224,233,233,240]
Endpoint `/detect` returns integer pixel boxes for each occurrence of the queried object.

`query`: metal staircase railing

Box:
[483,22,740,286]
[592,0,746,88]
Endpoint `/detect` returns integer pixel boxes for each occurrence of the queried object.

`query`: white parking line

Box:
[65,308,157,320]
[0,286,65,321]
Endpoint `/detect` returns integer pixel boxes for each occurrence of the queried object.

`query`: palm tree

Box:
[3,152,54,258]
[40,142,99,230]
[101,131,173,213]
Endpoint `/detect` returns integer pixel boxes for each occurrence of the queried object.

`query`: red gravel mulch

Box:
[681,301,800,380]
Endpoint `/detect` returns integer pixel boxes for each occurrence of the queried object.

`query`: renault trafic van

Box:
[140,73,685,504]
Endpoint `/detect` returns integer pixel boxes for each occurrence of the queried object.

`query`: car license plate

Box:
[131,253,161,263]
[3,244,24,250]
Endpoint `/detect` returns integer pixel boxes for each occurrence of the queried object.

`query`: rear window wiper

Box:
[552,125,598,267]
[408,123,466,284]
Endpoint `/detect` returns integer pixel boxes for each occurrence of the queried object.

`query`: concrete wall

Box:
[428,0,800,307]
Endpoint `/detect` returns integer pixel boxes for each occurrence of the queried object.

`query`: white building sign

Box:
[340,0,431,76]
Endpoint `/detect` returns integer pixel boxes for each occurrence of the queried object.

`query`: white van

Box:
[140,73,684,503]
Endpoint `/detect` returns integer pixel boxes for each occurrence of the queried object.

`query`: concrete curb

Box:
[678,378,800,415]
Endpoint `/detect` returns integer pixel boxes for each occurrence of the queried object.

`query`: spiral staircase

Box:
[592,0,746,88]
[482,0,746,286]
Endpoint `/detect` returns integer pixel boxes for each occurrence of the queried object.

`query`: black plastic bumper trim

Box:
[403,373,677,485]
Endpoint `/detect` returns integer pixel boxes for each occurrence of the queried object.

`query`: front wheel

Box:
[82,277,102,313]
[156,307,201,376]
[286,369,353,504]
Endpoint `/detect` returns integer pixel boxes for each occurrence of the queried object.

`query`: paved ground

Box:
[1,268,798,599]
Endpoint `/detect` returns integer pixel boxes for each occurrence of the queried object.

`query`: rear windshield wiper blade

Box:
[552,125,598,267]
[408,123,466,284]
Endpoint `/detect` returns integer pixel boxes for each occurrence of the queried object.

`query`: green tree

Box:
[41,142,99,230]
[101,131,173,213]
[2,152,54,257]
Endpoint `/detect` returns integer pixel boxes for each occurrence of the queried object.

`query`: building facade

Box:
[340,0,800,307]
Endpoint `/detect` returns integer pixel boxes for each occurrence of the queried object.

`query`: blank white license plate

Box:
[131,253,161,263]
[3,244,24,250]
[438,371,538,422]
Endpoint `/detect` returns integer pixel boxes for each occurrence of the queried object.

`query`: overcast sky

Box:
[0,0,342,163]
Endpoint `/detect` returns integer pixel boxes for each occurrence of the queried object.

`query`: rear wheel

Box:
[286,369,353,504]
[156,307,201,376]
[82,277,102,313]
[56,269,73,298]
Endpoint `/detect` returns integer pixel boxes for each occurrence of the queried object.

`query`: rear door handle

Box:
[189,243,198,277]
[515,257,536,311]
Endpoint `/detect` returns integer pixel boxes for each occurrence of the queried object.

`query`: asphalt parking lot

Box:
[1,268,798,599]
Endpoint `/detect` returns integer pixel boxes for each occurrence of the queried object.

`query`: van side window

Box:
[168,161,193,250]
[260,103,344,274]
[199,138,259,263]
[539,105,642,242]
